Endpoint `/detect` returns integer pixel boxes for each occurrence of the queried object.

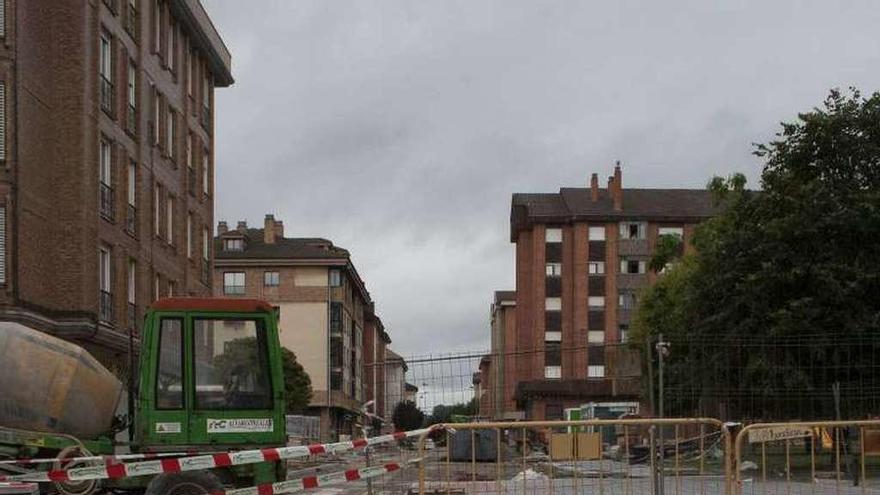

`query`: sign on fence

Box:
[748,425,812,444]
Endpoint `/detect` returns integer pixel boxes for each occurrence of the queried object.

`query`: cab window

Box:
[156,318,184,409]
[193,318,273,409]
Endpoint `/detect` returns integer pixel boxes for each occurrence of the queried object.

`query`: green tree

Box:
[280,347,312,413]
[634,89,880,419]
[427,398,477,424]
[392,400,425,431]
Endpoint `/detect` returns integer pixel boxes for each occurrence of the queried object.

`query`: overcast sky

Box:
[202,1,880,357]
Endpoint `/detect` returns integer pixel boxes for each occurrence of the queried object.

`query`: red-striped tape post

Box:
[0,428,435,483]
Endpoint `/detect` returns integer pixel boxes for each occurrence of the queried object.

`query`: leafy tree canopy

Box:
[633,88,880,419]
[392,400,425,431]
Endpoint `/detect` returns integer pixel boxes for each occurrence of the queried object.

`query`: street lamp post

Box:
[655,334,670,495]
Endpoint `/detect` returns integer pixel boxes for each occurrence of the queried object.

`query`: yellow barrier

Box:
[734,420,880,495]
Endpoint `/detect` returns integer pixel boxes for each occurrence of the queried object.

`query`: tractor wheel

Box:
[144,471,224,495]
[52,446,101,495]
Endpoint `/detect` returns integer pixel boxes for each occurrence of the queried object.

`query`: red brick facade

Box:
[0,0,231,369]
[498,166,717,419]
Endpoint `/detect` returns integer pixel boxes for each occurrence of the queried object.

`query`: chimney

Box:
[274,220,284,240]
[264,214,277,244]
[217,221,228,235]
[613,162,623,211]
[236,221,248,234]
[590,173,599,202]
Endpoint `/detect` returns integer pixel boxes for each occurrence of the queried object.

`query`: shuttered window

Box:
[0,1,6,38]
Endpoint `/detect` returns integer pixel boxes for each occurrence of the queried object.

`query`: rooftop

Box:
[510,166,718,240]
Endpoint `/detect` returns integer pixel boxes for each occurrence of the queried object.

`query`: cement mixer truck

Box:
[0,298,288,495]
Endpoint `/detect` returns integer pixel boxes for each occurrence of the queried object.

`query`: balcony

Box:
[187,166,196,197]
[125,204,136,235]
[127,105,137,135]
[100,76,114,116]
[99,290,113,322]
[127,302,136,335]
[99,183,114,221]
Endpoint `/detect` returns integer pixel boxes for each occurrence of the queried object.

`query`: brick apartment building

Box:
[0,0,231,368]
[213,215,376,441]
[503,165,717,420]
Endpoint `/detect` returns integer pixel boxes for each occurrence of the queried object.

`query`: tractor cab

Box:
[136,298,286,449]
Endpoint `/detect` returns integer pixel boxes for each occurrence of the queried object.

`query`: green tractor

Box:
[0,298,289,495]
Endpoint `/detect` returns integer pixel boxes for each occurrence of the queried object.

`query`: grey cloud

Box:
[203,0,880,356]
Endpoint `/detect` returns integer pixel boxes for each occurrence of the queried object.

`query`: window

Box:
[0,2,5,38]
[587,365,606,378]
[99,32,113,113]
[620,222,646,240]
[202,149,210,196]
[202,227,209,260]
[100,139,112,186]
[127,161,136,206]
[152,0,161,53]
[186,134,193,168]
[165,108,175,157]
[329,268,342,287]
[588,296,605,309]
[545,263,562,277]
[544,366,561,379]
[166,20,175,70]
[330,302,343,334]
[151,86,160,144]
[223,272,245,295]
[545,297,561,311]
[619,324,629,343]
[588,261,605,275]
[619,291,638,310]
[127,61,137,124]
[545,227,562,243]
[127,259,136,305]
[99,246,112,321]
[154,272,160,301]
[125,0,138,38]
[186,213,192,258]
[545,342,561,366]
[202,71,211,113]
[620,258,646,274]
[223,238,244,251]
[658,226,684,238]
[588,226,605,241]
[99,140,113,219]
[186,49,194,96]
[264,271,280,287]
[193,318,272,409]
[153,183,161,236]
[545,331,561,342]
[588,330,605,344]
[167,280,174,297]
[165,195,173,244]
[156,318,183,408]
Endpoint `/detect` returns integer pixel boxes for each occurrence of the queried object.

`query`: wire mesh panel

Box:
[415,419,731,495]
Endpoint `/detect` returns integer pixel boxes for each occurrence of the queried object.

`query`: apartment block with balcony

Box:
[213,215,374,441]
[0,0,231,369]
[508,165,717,420]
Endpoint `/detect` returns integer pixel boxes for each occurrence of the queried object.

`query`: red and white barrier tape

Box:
[0,427,435,483]
[0,451,210,466]
[219,458,419,495]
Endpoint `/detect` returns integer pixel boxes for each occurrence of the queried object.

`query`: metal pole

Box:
[657,334,667,495]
